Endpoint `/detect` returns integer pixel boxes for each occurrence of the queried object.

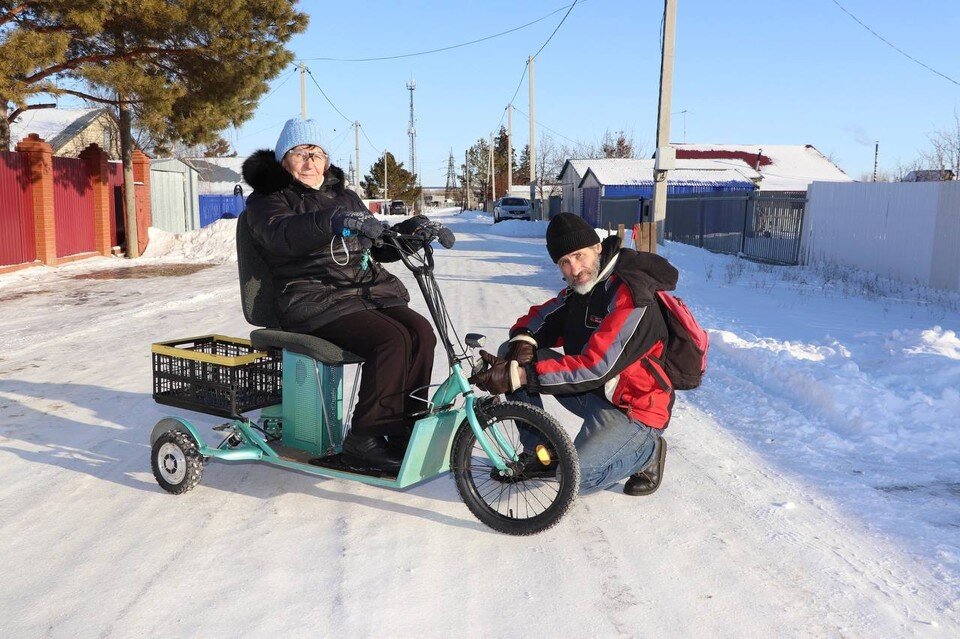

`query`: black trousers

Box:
[312,306,436,437]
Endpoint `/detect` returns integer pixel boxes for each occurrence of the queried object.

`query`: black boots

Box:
[624,436,667,497]
[341,433,403,472]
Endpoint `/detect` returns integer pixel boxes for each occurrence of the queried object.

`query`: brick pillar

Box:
[15,134,57,265]
[132,149,152,255]
[79,143,112,257]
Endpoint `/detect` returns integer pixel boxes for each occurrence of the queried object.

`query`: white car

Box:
[493,197,531,223]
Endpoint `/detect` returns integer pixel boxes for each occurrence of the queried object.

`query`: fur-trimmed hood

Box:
[242,149,348,195]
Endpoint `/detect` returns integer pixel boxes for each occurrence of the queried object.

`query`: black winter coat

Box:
[241,149,409,333]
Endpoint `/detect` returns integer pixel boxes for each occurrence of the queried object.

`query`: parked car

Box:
[493,197,531,223]
[389,200,409,216]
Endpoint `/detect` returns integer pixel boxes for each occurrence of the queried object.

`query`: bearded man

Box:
[469,213,680,496]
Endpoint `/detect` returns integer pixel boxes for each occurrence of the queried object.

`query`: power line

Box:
[512,106,592,153]
[261,67,297,101]
[532,0,580,59]
[829,0,960,88]
[299,2,581,62]
[303,66,354,124]
[497,0,580,132]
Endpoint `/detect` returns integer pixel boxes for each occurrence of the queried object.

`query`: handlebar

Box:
[379,227,435,272]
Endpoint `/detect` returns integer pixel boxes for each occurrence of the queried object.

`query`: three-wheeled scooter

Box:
[149,221,580,535]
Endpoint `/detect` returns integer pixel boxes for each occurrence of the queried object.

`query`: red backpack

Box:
[655,291,709,390]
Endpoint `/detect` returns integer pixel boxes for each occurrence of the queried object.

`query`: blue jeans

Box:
[502,347,659,495]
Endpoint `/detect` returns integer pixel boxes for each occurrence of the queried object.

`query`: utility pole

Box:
[383,150,388,202]
[648,0,678,254]
[490,132,496,203]
[354,121,361,187]
[507,104,513,191]
[528,56,536,205]
[465,149,471,211]
[299,63,307,119]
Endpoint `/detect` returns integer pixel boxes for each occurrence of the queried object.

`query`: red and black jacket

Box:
[511,237,680,428]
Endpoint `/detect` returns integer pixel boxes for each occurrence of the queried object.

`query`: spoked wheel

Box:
[151,429,203,494]
[451,400,579,535]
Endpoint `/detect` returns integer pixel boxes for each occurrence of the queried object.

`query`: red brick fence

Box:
[0,134,152,274]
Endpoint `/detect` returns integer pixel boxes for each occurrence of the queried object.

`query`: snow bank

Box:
[143,219,239,263]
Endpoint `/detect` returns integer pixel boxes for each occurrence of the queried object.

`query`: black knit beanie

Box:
[545,213,601,263]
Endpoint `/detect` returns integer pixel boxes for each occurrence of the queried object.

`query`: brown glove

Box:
[468,350,522,395]
[505,336,537,365]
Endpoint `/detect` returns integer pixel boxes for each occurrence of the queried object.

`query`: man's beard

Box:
[566,252,602,295]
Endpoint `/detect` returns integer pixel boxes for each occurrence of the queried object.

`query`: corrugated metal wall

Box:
[804,181,960,291]
[149,162,200,234]
[0,151,35,266]
[150,169,190,233]
[198,194,245,227]
[581,187,600,225]
[52,156,94,257]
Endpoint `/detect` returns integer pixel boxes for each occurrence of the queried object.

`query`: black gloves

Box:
[393,215,456,249]
[331,210,384,250]
[468,350,522,395]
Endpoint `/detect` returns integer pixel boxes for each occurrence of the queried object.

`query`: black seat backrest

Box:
[236,213,280,328]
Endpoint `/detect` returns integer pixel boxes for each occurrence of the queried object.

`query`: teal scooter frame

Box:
[150,226,579,535]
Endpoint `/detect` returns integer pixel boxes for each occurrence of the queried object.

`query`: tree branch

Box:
[46,87,141,106]
[0,1,35,28]
[7,102,55,121]
[23,47,198,84]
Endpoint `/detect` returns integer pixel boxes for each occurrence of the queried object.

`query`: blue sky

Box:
[227,0,960,185]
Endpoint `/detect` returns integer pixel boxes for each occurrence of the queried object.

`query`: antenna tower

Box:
[444,149,457,201]
[406,79,417,175]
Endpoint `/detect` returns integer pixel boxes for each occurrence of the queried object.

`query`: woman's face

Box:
[281,144,328,188]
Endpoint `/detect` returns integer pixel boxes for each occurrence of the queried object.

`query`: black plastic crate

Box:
[152,334,282,418]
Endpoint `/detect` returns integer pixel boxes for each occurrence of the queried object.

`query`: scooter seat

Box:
[250,328,364,366]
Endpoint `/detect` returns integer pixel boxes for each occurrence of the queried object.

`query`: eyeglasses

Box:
[287,150,327,164]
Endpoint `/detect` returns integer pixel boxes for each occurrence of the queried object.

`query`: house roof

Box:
[577,158,759,188]
[673,144,851,191]
[182,157,245,183]
[558,158,594,181]
[8,107,108,151]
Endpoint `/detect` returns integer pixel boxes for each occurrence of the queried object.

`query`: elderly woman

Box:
[241,118,437,471]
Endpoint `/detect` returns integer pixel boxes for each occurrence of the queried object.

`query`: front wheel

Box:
[151,429,203,494]
[451,400,579,535]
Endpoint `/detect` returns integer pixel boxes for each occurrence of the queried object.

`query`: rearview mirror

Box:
[465,333,486,348]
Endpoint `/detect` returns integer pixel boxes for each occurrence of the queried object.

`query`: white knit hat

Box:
[274,118,324,162]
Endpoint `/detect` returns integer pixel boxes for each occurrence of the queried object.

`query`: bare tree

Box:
[920,111,960,178]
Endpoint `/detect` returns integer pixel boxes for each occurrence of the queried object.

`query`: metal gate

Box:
[581,187,600,226]
[664,191,806,265]
[53,156,95,258]
[151,169,190,233]
[0,151,35,266]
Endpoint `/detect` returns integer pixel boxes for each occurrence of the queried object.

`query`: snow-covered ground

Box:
[1,208,958,637]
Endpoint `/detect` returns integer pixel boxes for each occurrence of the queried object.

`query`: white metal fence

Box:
[803,181,960,291]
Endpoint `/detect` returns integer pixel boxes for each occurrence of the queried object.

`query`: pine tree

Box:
[0,0,307,256]
[362,152,420,204]
[515,144,531,185]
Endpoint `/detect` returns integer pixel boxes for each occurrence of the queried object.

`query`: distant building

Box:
[575,158,757,225]
[903,169,955,182]
[672,143,852,192]
[8,107,121,158]
[182,157,248,196]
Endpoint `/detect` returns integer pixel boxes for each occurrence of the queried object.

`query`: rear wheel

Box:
[151,429,203,494]
[451,401,579,535]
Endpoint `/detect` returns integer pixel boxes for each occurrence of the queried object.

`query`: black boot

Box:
[624,436,667,497]
[340,433,403,472]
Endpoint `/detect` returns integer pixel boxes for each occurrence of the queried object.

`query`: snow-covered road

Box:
[0,210,957,637]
